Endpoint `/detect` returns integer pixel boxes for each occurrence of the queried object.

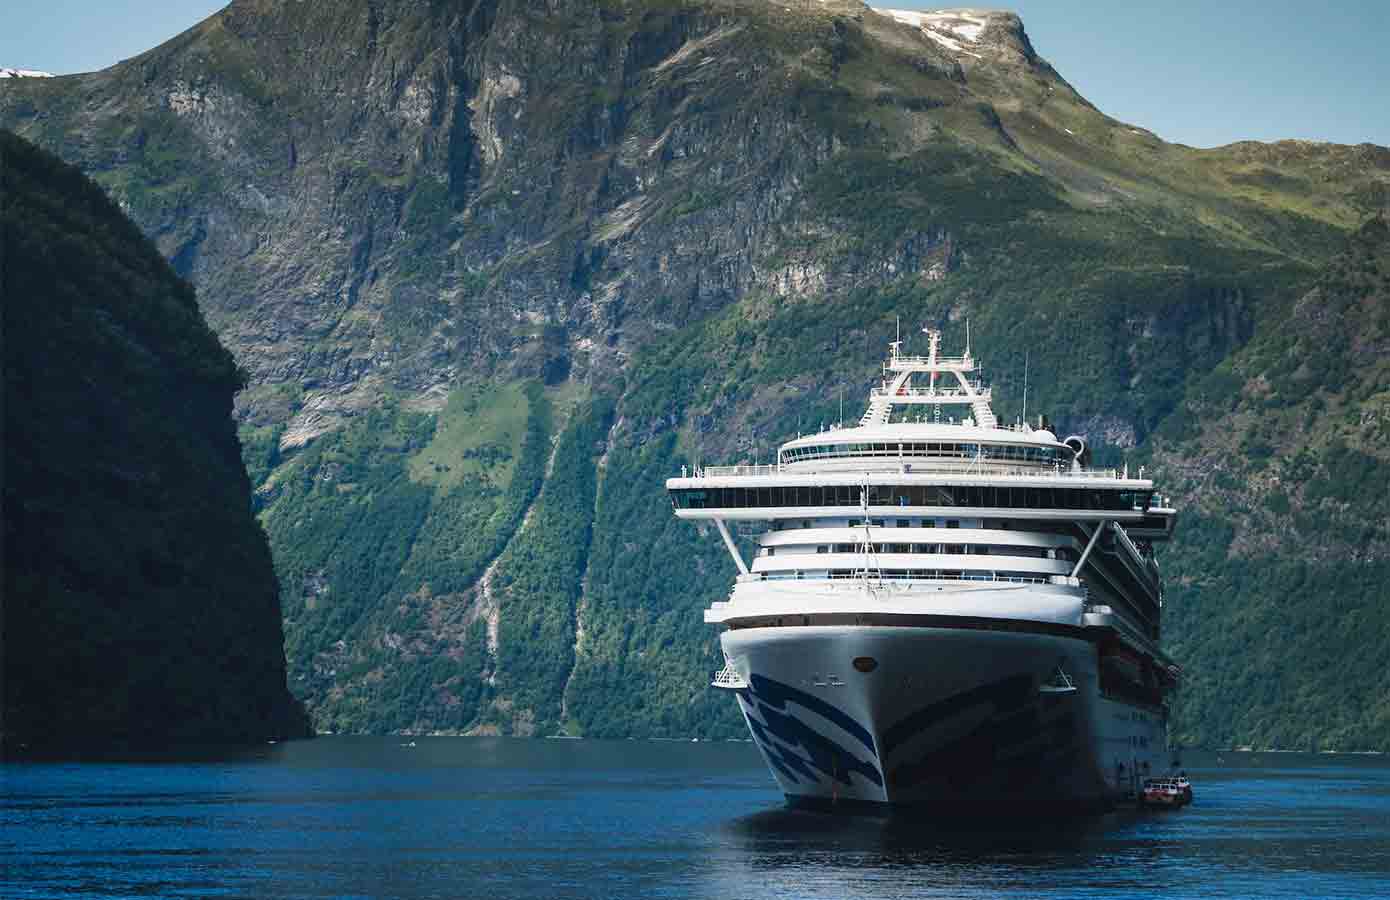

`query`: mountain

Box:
[1150,215,1390,750]
[1,130,309,753]
[2,0,1386,743]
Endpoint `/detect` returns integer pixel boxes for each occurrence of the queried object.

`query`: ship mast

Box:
[857,330,997,428]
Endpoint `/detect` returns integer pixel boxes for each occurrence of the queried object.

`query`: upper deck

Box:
[666,330,1178,540]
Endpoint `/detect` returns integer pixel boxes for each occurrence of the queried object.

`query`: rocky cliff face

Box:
[1,130,309,753]
[4,0,1387,743]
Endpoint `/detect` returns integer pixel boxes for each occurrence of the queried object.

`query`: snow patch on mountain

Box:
[875,8,990,58]
[0,68,55,79]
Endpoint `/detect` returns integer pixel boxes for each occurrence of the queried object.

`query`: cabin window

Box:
[896,519,910,528]
[947,520,960,529]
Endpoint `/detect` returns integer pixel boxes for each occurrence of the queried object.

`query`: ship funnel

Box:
[1064,435,1088,467]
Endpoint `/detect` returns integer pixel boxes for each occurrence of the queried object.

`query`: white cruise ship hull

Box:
[721,622,1168,814]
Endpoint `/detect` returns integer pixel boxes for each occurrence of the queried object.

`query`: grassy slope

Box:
[261,384,549,733]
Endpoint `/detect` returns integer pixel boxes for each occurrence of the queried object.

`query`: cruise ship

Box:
[667,330,1180,813]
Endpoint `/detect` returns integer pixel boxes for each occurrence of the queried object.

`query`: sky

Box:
[1,0,1386,148]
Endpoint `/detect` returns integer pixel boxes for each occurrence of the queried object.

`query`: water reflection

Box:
[4,741,1389,900]
[712,807,1170,898]
[706,756,1390,900]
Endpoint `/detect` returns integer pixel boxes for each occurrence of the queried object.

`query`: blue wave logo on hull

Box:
[737,674,883,788]
[731,671,1083,801]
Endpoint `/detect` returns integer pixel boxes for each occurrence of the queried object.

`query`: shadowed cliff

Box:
[2,130,309,754]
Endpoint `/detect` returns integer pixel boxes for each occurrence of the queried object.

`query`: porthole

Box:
[852,656,878,673]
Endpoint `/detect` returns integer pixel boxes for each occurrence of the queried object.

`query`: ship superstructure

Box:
[668,330,1179,812]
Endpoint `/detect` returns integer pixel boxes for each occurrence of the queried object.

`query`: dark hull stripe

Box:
[734,672,1098,803]
[888,704,1082,794]
[741,694,884,788]
[880,673,1034,753]
[744,673,877,754]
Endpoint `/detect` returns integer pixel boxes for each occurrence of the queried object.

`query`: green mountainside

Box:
[1151,217,1390,750]
[2,0,1386,744]
[1,130,308,753]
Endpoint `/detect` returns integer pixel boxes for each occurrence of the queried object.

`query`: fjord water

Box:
[4,739,1388,899]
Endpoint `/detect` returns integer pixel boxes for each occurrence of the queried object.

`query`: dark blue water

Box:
[4,738,1389,899]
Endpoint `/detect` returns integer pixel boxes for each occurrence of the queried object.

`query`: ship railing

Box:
[889,354,975,369]
[693,462,1135,482]
[700,463,782,477]
[1107,524,1162,592]
[866,386,990,401]
[1110,522,1155,572]
[711,658,747,690]
[753,571,1052,586]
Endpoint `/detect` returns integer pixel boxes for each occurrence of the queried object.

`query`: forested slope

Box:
[1150,217,1390,750]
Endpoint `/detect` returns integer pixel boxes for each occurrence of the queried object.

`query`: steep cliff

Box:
[1,130,308,753]
[3,0,1387,743]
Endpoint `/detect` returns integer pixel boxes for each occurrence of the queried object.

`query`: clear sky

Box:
[1,0,1386,148]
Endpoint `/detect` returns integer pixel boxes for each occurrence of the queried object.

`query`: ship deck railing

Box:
[888,353,975,369]
[1107,520,1161,583]
[695,462,1133,481]
[711,659,747,690]
[748,570,1055,586]
[866,385,991,401]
